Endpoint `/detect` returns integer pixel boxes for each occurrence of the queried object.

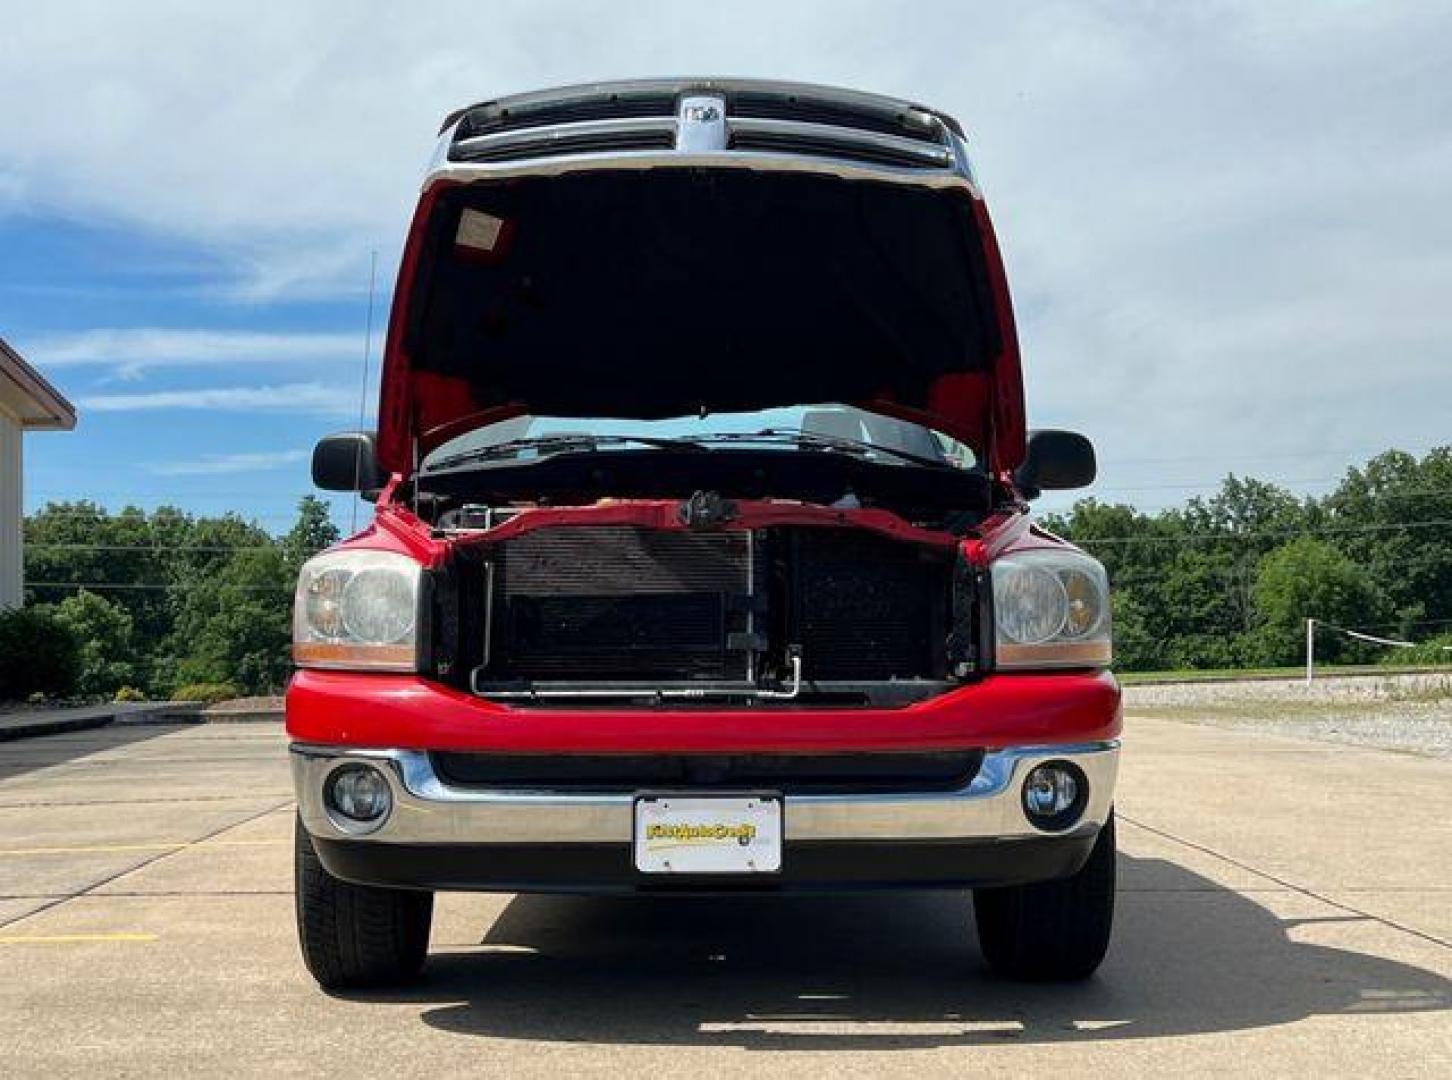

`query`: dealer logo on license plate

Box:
[633,796,783,874]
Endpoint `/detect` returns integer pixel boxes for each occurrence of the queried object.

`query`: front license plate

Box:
[633,795,783,874]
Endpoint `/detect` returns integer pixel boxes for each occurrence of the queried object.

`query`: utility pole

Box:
[1305,617,1315,684]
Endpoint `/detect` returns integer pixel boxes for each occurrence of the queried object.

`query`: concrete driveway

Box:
[0,716,1448,1077]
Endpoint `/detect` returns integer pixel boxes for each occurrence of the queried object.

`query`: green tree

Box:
[1044,498,1254,669]
[1181,474,1312,542]
[24,502,174,649]
[282,496,340,574]
[1046,473,1350,670]
[52,590,137,697]
[25,502,295,697]
[1250,536,1386,665]
[1323,448,1452,638]
[0,606,80,699]
[164,495,329,695]
[170,547,292,695]
[1104,590,1161,671]
[1154,547,1249,669]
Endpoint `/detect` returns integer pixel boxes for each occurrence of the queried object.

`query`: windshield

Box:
[423,405,978,472]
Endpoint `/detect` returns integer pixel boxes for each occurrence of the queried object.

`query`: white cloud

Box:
[79,382,354,414]
[28,328,371,376]
[148,449,309,475]
[4,2,1451,502]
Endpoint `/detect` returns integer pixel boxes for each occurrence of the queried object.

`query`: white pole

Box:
[1305,617,1315,684]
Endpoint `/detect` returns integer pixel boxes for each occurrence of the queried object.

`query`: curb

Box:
[203,709,284,724]
[0,711,117,742]
[165,709,283,725]
[0,701,235,741]
[118,706,284,725]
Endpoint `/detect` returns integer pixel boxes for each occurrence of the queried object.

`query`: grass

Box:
[1117,663,1452,685]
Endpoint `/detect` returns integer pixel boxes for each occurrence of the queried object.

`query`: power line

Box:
[1067,486,1452,514]
[24,504,328,514]
[22,489,314,504]
[1106,443,1449,468]
[26,581,291,592]
[22,511,310,525]
[1085,476,1344,494]
[1069,519,1452,546]
[26,544,280,553]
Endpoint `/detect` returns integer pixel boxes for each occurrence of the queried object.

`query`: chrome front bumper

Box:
[291,742,1119,846]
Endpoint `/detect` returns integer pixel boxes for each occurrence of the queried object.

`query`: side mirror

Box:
[1014,429,1096,499]
[312,431,385,496]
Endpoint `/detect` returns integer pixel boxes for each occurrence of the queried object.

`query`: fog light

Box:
[325,764,393,830]
[1021,761,1087,831]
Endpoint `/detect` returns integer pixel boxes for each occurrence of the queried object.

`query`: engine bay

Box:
[411,443,993,535]
[423,505,986,708]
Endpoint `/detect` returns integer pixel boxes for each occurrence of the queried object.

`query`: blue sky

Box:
[2,213,373,531]
[4,1,1451,534]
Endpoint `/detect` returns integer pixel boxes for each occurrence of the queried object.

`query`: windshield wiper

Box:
[424,433,705,473]
[698,428,951,469]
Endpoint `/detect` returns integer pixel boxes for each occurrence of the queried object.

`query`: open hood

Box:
[377,169,1025,475]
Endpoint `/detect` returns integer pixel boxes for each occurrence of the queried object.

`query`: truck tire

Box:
[294,817,433,989]
[973,811,1116,981]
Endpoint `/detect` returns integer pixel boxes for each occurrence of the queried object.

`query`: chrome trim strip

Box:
[427,154,975,193]
[946,130,980,190]
[452,116,678,160]
[727,117,952,166]
[292,741,1119,845]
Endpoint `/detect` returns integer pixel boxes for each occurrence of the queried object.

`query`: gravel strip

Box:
[1123,673,1452,758]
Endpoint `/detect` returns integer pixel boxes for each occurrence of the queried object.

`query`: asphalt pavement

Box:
[0,713,1448,1077]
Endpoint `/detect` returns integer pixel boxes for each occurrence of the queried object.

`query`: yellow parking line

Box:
[0,840,281,857]
[0,933,158,945]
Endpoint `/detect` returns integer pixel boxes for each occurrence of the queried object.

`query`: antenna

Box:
[351,250,378,533]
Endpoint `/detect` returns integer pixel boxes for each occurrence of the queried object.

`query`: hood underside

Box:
[378,169,1023,474]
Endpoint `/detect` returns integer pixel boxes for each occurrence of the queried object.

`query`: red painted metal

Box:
[286,668,1120,753]
[376,178,459,475]
[374,180,1029,476]
[331,494,973,567]
[448,498,960,551]
[968,197,1027,477]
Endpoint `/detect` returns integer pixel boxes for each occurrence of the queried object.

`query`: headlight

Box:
[293,550,422,671]
[992,550,1111,669]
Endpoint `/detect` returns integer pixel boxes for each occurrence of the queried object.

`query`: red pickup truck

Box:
[289,79,1119,989]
